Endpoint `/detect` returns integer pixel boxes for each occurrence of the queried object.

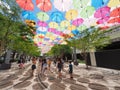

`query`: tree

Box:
[47,44,72,59]
[66,27,111,68]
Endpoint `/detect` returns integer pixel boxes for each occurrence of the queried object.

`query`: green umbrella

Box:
[80,6,95,18]
[73,0,89,10]
[37,12,49,21]
[77,25,87,31]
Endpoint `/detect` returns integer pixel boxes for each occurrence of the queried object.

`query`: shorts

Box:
[32,65,36,70]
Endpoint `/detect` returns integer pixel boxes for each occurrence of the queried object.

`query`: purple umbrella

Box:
[72,18,84,27]
[37,21,48,27]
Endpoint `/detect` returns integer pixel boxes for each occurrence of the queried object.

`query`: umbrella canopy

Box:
[108,0,120,7]
[60,20,70,28]
[54,0,72,12]
[72,18,84,27]
[36,0,52,12]
[37,12,49,21]
[16,0,34,11]
[65,9,78,21]
[49,22,59,28]
[91,0,109,9]
[37,21,48,27]
[73,0,89,10]
[50,11,64,23]
[80,6,95,18]
[97,16,110,24]
[94,6,110,18]
[108,17,120,24]
[110,7,120,17]
[77,25,87,31]
[67,25,76,30]
[22,10,36,20]
[25,20,36,27]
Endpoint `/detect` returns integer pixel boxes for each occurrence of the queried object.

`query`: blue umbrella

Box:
[22,10,36,20]
[72,29,79,35]
[50,11,64,23]
[91,0,109,9]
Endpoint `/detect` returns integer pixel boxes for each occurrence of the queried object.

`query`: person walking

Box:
[57,58,63,79]
[69,61,73,79]
[31,57,37,76]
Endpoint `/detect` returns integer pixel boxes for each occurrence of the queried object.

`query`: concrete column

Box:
[90,52,97,66]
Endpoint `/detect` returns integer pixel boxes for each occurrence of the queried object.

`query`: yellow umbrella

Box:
[25,20,36,27]
[65,9,78,21]
[60,20,70,28]
[49,22,58,28]
[67,25,76,30]
[108,0,120,7]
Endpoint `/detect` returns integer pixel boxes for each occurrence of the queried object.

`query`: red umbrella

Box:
[108,17,120,24]
[16,0,34,11]
[110,7,120,17]
[100,26,109,30]
[36,0,52,12]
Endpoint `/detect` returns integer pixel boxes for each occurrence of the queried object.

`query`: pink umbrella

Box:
[96,16,110,24]
[72,18,84,26]
[37,21,48,27]
[94,6,110,18]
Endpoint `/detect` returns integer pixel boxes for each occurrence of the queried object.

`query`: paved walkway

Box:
[0,62,120,90]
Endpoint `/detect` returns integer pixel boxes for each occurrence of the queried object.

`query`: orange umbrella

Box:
[36,0,52,12]
[110,7,120,17]
[16,0,34,11]
[108,17,120,24]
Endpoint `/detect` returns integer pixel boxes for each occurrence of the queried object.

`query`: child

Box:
[69,61,73,79]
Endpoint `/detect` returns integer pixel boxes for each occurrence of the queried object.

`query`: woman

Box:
[31,57,36,76]
[57,58,63,79]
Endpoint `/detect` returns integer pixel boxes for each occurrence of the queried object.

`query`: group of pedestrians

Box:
[30,57,73,79]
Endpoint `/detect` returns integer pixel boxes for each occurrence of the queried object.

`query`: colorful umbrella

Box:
[91,0,109,9]
[16,0,34,11]
[22,10,36,20]
[108,17,120,24]
[65,9,78,21]
[94,6,110,18]
[67,25,76,30]
[54,0,72,12]
[73,0,89,9]
[72,30,79,35]
[72,18,84,27]
[37,21,48,27]
[50,11,64,23]
[97,16,110,24]
[77,25,87,31]
[110,7,120,17]
[60,20,70,28]
[25,20,36,27]
[49,22,59,28]
[37,27,47,32]
[80,6,95,18]
[36,0,52,12]
[108,0,120,7]
[37,12,49,21]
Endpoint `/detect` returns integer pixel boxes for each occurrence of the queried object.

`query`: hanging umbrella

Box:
[36,0,52,12]
[22,10,36,20]
[108,0,120,7]
[63,30,71,34]
[37,12,49,21]
[37,27,48,32]
[77,25,87,31]
[96,16,110,24]
[16,0,34,11]
[25,20,36,27]
[72,18,84,27]
[67,25,76,30]
[60,20,70,28]
[94,6,110,18]
[80,6,95,18]
[72,30,79,35]
[73,0,89,10]
[108,17,120,24]
[65,9,78,21]
[37,21,48,27]
[110,7,120,17]
[91,0,109,9]
[54,0,72,12]
[49,22,59,28]
[50,11,64,23]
